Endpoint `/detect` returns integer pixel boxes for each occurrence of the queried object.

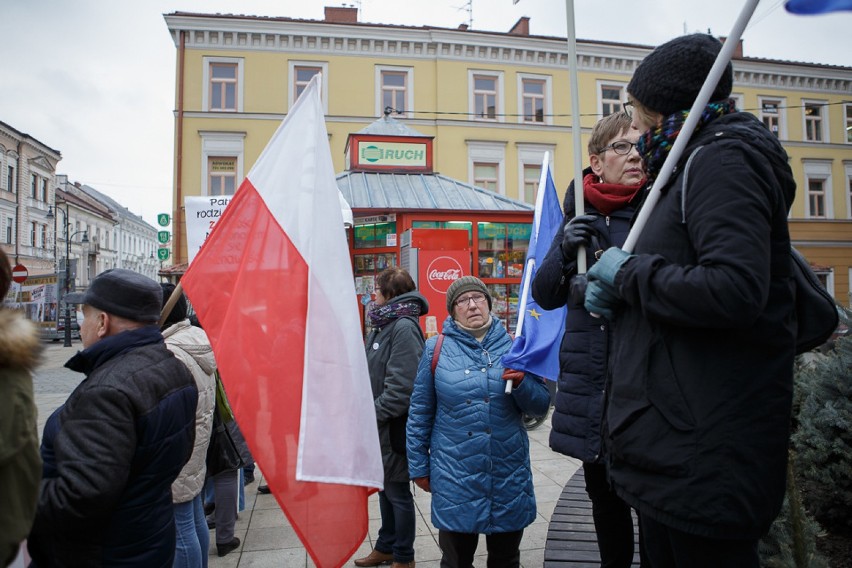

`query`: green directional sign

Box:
[157,248,170,261]
[157,231,170,244]
[157,213,170,227]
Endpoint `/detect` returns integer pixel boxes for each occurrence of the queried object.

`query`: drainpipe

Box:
[175,29,186,265]
[14,140,23,264]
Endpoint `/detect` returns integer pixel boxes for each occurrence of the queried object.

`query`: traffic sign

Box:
[157,231,170,244]
[157,248,170,261]
[12,264,28,283]
[157,213,170,227]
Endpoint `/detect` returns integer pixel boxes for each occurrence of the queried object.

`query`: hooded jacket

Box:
[0,310,42,566]
[163,320,217,503]
[607,112,797,539]
[407,316,551,534]
[365,290,428,483]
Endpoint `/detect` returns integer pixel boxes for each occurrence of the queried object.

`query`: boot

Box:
[353,549,394,567]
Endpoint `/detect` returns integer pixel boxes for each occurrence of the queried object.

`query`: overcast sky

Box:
[2,0,850,226]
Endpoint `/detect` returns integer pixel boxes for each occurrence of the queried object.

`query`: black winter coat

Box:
[607,112,797,539]
[29,326,198,567]
[532,167,638,463]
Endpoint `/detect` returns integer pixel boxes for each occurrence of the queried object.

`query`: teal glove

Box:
[586,247,633,287]
[584,247,634,320]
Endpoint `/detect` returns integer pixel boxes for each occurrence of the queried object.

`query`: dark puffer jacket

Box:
[365,290,428,483]
[532,166,638,463]
[607,112,797,539]
[29,326,198,567]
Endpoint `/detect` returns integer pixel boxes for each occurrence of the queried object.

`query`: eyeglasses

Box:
[454,293,487,308]
[600,140,639,155]
[623,100,634,118]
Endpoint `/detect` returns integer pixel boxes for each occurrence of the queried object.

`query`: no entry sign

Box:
[12,263,28,283]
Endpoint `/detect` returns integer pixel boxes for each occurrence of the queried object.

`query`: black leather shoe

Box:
[257,484,271,494]
[217,537,240,557]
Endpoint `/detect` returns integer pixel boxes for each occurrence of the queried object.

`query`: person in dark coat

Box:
[584,34,797,567]
[531,110,646,568]
[354,267,427,568]
[28,269,198,567]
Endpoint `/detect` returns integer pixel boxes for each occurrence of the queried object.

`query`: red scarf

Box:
[582,173,646,216]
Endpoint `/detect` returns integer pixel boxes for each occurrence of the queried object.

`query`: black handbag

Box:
[791,246,839,354]
[206,400,244,476]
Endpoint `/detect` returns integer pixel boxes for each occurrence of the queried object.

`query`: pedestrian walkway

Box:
[33,343,581,567]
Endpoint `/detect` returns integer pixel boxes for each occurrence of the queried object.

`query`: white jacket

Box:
[163,320,217,503]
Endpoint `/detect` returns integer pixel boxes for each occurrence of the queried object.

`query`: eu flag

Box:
[501,160,566,381]
[785,0,852,14]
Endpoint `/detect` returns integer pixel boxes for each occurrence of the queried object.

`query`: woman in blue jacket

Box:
[407,276,550,567]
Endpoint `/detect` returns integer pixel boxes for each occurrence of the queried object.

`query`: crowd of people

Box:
[2,32,800,568]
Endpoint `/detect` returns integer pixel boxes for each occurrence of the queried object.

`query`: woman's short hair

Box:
[375,266,416,301]
[587,111,633,156]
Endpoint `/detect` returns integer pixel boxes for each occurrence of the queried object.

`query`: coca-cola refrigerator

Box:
[399,228,471,336]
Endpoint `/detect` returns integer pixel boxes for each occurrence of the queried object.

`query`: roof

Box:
[337,171,534,212]
[355,115,431,137]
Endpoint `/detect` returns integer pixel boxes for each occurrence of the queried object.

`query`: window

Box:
[40,224,47,249]
[31,174,37,199]
[804,101,826,142]
[30,222,37,247]
[523,165,541,204]
[6,166,14,193]
[600,84,625,117]
[467,141,506,195]
[378,68,412,117]
[846,104,852,144]
[807,179,827,219]
[203,57,243,112]
[473,74,498,120]
[803,160,833,219]
[5,217,13,243]
[40,178,48,202]
[759,98,785,138]
[846,164,852,219]
[473,162,499,192]
[208,157,237,196]
[522,79,546,123]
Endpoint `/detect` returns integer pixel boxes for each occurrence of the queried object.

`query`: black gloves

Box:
[561,214,597,261]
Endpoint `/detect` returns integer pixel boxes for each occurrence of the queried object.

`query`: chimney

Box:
[458,23,469,30]
[719,36,744,59]
[508,16,529,36]
[324,6,358,24]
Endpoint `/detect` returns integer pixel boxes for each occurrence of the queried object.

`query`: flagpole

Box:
[506,152,550,394]
[159,281,184,327]
[621,0,760,253]
[565,0,586,273]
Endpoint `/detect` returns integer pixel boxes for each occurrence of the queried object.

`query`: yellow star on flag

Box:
[527,308,542,320]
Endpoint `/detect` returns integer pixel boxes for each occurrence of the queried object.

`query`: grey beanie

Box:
[64,268,162,324]
[628,34,732,117]
[446,275,492,314]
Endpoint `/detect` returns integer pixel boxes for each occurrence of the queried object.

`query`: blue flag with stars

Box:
[785,0,852,14]
[501,162,566,381]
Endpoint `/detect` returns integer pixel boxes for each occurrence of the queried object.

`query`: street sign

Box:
[157,248,170,261]
[157,231,170,244]
[157,213,170,227]
[12,264,28,283]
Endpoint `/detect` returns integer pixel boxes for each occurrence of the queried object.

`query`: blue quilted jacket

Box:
[407,316,550,534]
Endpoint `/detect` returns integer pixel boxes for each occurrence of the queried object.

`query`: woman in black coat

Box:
[532,110,646,568]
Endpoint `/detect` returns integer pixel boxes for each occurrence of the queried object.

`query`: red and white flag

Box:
[181,74,383,568]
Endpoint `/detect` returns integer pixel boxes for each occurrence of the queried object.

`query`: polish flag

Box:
[181,75,383,568]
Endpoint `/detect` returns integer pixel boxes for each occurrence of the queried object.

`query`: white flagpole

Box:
[506,152,550,394]
[621,0,760,252]
[565,0,587,273]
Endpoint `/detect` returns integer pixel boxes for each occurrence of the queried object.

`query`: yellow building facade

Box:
[164,8,852,305]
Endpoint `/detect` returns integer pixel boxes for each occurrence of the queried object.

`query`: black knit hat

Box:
[64,268,162,323]
[160,283,188,328]
[446,275,492,315]
[628,34,733,117]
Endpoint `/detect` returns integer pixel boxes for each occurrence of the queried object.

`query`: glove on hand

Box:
[586,247,633,288]
[584,279,622,321]
[561,214,598,261]
[502,368,525,387]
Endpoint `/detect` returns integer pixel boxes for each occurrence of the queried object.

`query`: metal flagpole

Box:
[565,0,587,273]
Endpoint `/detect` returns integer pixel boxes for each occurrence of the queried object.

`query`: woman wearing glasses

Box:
[407,276,550,567]
[531,110,646,568]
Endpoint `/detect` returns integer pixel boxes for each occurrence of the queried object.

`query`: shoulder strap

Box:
[431,334,444,377]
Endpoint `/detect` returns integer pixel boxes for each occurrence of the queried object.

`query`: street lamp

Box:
[47,204,89,347]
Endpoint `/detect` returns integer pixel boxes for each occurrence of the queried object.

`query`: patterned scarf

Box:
[583,173,647,216]
[368,300,423,329]
[637,99,737,184]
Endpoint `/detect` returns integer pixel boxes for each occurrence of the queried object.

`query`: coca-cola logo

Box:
[426,256,464,294]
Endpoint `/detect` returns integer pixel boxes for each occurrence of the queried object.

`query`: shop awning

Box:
[336,171,534,212]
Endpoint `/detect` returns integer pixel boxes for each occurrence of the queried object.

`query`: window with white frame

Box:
[31,174,37,199]
[803,161,833,219]
[203,57,244,112]
[376,66,413,117]
[471,72,500,121]
[808,178,827,219]
[804,101,827,142]
[517,143,555,204]
[523,165,541,204]
[729,93,744,111]
[5,217,13,243]
[40,178,48,202]
[467,141,506,195]
[288,61,328,112]
[40,224,47,249]
[200,131,245,197]
[846,163,852,219]
[759,97,786,138]
[6,166,14,193]
[30,222,37,247]
[846,104,852,144]
[599,83,625,117]
[518,74,551,124]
